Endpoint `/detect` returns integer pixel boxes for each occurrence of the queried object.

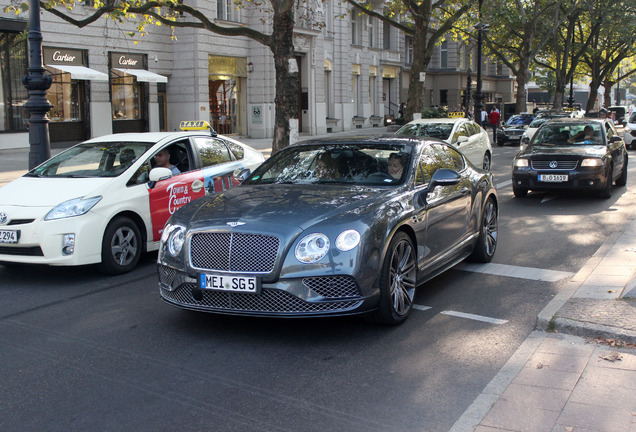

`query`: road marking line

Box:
[456,262,575,282]
[413,304,432,311]
[497,179,512,188]
[541,195,557,203]
[441,310,508,325]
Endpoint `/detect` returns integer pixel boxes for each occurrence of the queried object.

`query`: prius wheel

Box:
[468,197,498,263]
[368,232,417,326]
[99,216,142,275]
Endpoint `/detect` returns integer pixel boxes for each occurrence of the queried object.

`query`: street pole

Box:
[472,0,488,123]
[23,0,53,169]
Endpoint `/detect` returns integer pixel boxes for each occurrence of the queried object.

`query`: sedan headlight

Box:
[45,196,102,221]
[162,224,186,257]
[295,233,330,263]
[335,230,360,252]
[581,158,603,167]
[513,159,528,168]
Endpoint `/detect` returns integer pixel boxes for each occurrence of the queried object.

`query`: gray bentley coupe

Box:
[157,136,498,325]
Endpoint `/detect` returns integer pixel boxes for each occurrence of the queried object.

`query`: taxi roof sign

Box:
[448,112,466,118]
[180,120,211,130]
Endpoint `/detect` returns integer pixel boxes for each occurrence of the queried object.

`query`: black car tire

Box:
[483,152,491,171]
[368,232,417,326]
[99,216,142,275]
[468,197,498,263]
[598,167,613,199]
[615,156,628,186]
[513,186,528,198]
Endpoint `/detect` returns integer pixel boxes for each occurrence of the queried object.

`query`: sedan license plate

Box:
[199,273,260,294]
[538,174,568,183]
[0,229,18,244]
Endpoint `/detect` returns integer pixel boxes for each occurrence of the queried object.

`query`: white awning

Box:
[114,68,168,83]
[46,65,109,81]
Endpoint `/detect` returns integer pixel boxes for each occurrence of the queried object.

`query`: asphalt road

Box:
[1,142,635,432]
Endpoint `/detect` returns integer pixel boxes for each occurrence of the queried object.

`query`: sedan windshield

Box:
[531,123,603,146]
[397,123,453,140]
[243,144,413,186]
[505,115,533,126]
[27,141,154,178]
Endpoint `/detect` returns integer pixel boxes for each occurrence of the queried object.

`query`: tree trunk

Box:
[270,8,298,154]
[603,83,613,108]
[405,16,430,121]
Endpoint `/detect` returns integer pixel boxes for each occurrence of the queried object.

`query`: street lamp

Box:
[472,0,489,123]
[22,0,53,169]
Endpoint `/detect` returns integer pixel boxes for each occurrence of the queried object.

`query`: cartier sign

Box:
[110,52,144,70]
[43,47,84,66]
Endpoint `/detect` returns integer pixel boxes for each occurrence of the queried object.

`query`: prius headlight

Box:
[295,233,330,263]
[45,196,102,221]
[162,224,186,257]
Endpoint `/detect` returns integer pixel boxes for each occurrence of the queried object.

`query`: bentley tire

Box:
[368,232,417,326]
[468,197,498,263]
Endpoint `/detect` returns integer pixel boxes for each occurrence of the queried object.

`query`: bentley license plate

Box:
[538,174,568,183]
[0,229,18,243]
[199,273,260,294]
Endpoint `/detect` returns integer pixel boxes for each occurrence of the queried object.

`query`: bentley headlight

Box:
[45,196,102,221]
[295,233,330,263]
[581,158,602,167]
[164,225,186,257]
[336,230,360,252]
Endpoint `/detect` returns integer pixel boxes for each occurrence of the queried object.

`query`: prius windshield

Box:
[27,141,154,178]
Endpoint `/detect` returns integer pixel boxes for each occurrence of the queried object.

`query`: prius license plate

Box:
[538,174,568,183]
[0,229,18,243]
[199,273,260,294]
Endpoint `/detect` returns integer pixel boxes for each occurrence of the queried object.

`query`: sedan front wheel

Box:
[99,216,142,275]
[368,232,417,326]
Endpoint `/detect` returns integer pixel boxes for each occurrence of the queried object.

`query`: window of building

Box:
[368,16,377,48]
[383,20,391,50]
[440,89,448,106]
[111,72,141,120]
[47,72,83,123]
[324,0,334,37]
[0,30,28,132]
[217,0,241,22]
[351,10,361,45]
[440,40,448,68]
[406,36,413,65]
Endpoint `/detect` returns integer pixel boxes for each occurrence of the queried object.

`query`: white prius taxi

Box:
[0,121,264,274]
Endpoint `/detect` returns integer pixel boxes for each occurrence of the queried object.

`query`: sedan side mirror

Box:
[456,136,469,145]
[233,168,251,183]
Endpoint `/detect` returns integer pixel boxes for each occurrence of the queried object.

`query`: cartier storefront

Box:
[44,46,108,144]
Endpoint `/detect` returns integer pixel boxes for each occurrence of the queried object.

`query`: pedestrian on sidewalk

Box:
[488,108,501,141]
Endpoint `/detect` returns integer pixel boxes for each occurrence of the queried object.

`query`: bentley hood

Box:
[178,184,396,231]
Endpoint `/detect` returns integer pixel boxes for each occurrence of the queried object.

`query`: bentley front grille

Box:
[162,284,363,314]
[190,232,280,273]
[531,160,578,170]
[302,276,360,299]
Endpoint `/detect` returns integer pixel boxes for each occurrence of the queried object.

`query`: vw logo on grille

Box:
[0,211,7,225]
[227,221,245,227]
[549,161,558,169]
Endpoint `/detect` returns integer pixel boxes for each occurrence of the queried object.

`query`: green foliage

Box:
[420,106,449,118]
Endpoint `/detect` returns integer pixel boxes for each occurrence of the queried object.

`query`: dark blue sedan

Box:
[157,136,498,325]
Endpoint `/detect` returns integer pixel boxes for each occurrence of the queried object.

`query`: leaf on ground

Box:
[599,351,623,362]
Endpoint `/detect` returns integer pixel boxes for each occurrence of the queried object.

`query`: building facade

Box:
[0,1,515,150]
